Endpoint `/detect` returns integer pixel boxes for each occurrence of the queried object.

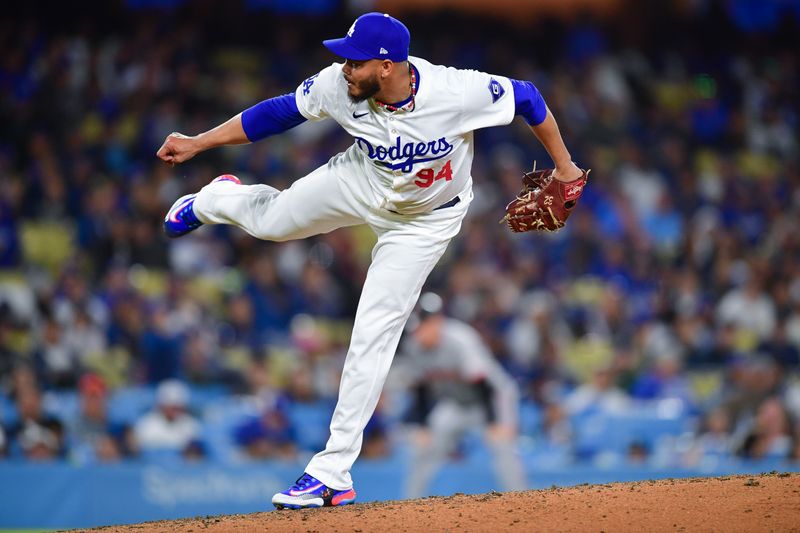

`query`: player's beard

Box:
[348,73,381,103]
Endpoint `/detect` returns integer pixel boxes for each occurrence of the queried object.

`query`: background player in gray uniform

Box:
[400,293,525,498]
[157,12,585,509]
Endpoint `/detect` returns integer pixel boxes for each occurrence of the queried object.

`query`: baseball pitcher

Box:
[157,12,587,509]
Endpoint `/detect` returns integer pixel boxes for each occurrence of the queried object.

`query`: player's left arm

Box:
[511,80,583,182]
[460,70,582,183]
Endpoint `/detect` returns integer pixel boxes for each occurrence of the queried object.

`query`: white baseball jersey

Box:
[193,55,521,492]
[294,56,516,214]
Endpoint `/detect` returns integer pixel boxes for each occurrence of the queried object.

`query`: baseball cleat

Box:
[210,174,241,186]
[271,473,356,510]
[163,194,201,238]
[163,174,241,238]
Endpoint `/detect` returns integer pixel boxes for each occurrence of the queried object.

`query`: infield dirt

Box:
[81,472,799,532]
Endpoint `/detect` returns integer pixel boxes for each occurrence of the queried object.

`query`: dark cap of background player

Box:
[323,12,410,62]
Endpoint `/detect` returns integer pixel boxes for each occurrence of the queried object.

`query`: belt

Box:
[433,196,461,211]
[387,195,461,215]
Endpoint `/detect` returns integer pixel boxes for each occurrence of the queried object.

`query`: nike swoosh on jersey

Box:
[352,111,369,119]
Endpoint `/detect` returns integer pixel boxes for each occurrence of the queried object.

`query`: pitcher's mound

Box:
[85,472,800,532]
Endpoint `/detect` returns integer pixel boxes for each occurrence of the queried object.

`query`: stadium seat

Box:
[189,385,230,412]
[518,400,543,437]
[20,222,74,275]
[42,390,81,424]
[201,396,262,463]
[108,386,157,424]
[0,393,18,426]
[572,402,693,459]
[285,401,334,452]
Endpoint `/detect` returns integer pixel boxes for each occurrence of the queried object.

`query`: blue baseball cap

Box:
[323,12,410,62]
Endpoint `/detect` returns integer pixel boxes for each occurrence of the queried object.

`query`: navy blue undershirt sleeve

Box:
[241,93,307,142]
[510,79,547,126]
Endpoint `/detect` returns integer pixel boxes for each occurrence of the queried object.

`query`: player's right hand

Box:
[156,132,201,165]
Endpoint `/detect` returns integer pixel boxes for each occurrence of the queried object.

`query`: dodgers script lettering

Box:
[354,135,454,173]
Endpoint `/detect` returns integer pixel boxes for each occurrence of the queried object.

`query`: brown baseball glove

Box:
[501,164,589,232]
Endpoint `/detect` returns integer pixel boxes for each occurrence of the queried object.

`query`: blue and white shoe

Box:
[164,194,201,238]
[271,473,357,510]
[163,174,240,238]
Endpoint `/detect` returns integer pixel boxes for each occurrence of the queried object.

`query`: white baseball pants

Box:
[193,150,470,490]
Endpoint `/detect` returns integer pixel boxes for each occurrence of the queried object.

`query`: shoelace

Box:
[291,473,317,491]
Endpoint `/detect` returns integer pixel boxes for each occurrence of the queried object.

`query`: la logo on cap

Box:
[323,12,410,62]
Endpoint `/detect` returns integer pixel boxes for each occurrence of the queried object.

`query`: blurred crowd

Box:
[0,1,799,469]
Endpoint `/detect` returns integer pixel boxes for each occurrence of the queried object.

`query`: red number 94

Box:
[414,160,453,188]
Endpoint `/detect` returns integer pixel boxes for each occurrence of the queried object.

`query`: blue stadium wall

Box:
[1,458,799,529]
